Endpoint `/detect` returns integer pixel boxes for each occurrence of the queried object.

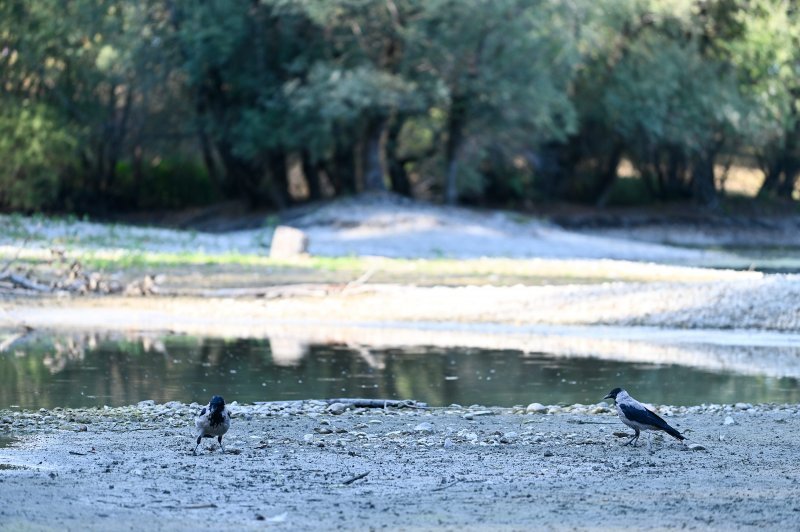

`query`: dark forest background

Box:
[2,0,799,215]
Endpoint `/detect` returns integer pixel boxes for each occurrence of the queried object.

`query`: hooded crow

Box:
[193,395,231,454]
[603,388,685,447]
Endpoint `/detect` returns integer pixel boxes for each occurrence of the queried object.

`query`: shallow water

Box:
[1,332,798,410]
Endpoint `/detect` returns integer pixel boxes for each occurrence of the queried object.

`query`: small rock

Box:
[137,400,155,408]
[543,451,554,457]
[414,422,434,434]
[444,438,454,449]
[269,226,309,258]
[77,425,88,432]
[314,427,333,434]
[687,444,706,451]
[734,403,753,411]
[500,432,518,444]
[526,403,547,414]
[327,403,348,415]
[723,416,736,426]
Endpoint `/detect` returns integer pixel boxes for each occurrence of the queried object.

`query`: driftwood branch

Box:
[432,480,461,492]
[324,398,428,409]
[0,238,28,276]
[0,273,50,292]
[340,267,377,295]
[342,471,370,485]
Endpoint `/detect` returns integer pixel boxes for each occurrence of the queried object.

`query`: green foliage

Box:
[2,0,800,212]
[114,158,216,209]
[0,103,77,211]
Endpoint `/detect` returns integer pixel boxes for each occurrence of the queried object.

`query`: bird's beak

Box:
[603,393,613,400]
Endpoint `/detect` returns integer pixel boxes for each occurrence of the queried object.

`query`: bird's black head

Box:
[209,395,225,411]
[603,387,623,401]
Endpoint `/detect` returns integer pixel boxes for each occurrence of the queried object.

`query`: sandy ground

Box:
[0,194,738,263]
[1,401,799,531]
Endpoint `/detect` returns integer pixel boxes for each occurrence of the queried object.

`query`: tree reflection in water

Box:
[0,331,798,409]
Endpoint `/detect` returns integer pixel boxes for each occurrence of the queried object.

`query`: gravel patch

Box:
[1,401,799,530]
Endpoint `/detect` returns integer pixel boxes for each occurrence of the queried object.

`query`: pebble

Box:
[687,444,706,451]
[723,416,736,425]
[500,432,517,444]
[327,403,348,415]
[414,422,434,434]
[526,403,548,414]
[463,410,494,420]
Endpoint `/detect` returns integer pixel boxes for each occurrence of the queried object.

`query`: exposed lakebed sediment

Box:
[1,400,799,530]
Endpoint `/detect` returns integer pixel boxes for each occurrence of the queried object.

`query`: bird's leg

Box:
[623,428,641,446]
[218,435,225,453]
[193,436,202,455]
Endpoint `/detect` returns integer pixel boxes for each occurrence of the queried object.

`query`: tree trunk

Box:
[386,117,411,196]
[444,92,468,205]
[325,135,357,195]
[594,141,624,207]
[757,158,783,197]
[361,116,388,192]
[691,150,718,208]
[301,150,322,201]
[266,150,289,209]
[528,143,565,199]
[777,156,800,199]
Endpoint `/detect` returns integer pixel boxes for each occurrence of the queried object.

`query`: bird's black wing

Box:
[199,407,206,416]
[619,403,685,440]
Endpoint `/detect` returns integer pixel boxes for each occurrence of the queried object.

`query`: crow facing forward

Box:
[193,395,231,454]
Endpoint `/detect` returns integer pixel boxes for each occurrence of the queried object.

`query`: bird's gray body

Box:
[193,396,231,454]
[194,409,230,438]
[604,388,685,448]
[614,390,661,433]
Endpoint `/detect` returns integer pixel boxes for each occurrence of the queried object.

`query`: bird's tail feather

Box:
[664,425,685,441]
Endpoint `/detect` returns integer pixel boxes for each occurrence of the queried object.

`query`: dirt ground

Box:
[1,402,799,531]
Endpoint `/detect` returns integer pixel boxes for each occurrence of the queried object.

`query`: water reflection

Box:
[0,331,798,410]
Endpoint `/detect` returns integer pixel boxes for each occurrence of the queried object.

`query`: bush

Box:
[0,103,77,212]
[114,157,217,210]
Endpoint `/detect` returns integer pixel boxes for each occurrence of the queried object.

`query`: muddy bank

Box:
[0,401,798,530]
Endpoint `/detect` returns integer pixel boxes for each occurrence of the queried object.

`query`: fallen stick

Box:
[342,471,370,485]
[0,237,29,276]
[0,273,50,292]
[340,267,377,295]
[432,480,461,492]
[182,503,218,510]
[324,398,428,409]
